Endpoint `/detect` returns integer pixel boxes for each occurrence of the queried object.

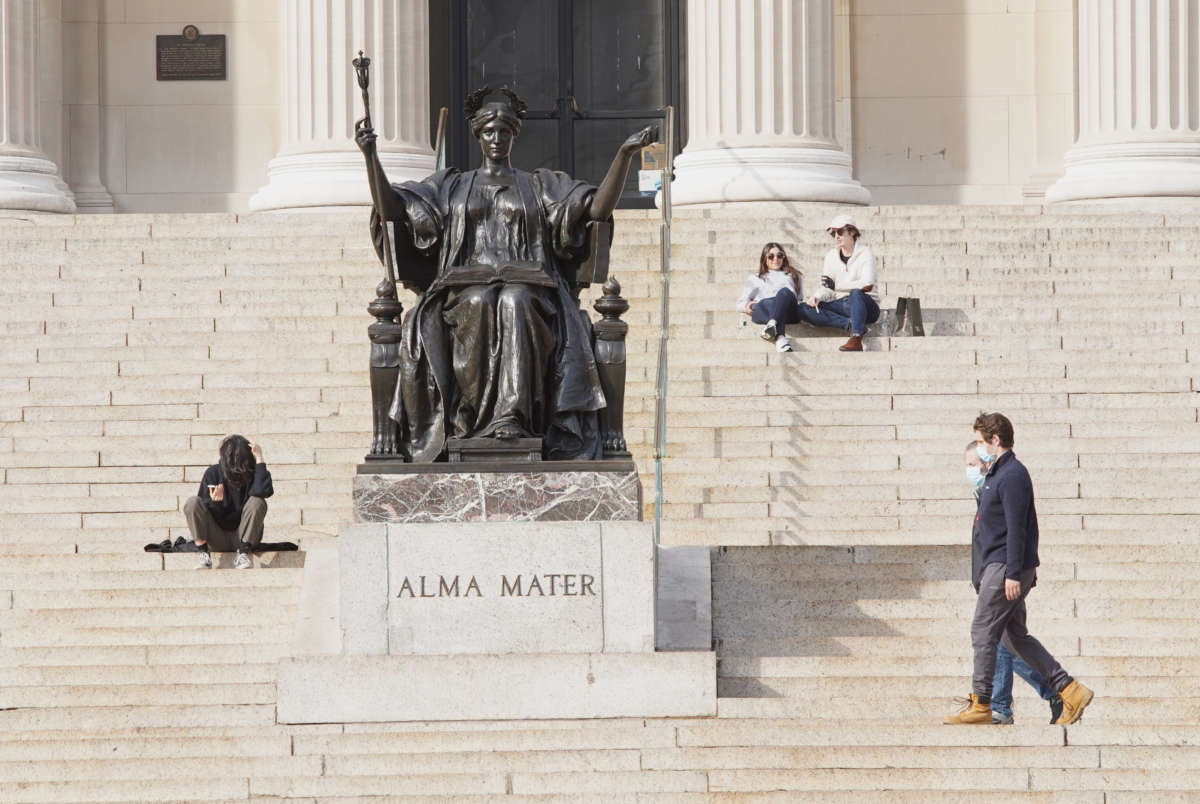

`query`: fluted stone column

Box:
[671,0,869,206]
[250,0,434,211]
[1048,0,1200,202]
[0,0,74,212]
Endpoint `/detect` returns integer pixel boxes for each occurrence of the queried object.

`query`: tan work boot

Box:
[1055,680,1094,725]
[838,335,863,352]
[944,694,992,724]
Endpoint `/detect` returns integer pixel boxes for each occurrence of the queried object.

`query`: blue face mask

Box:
[976,444,995,464]
[966,465,985,488]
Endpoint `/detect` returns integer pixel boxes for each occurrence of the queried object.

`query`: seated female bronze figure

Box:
[355,87,656,462]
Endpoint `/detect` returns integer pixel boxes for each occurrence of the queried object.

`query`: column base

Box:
[671,145,871,206]
[249,149,435,212]
[0,155,76,213]
[72,184,115,214]
[1046,141,1200,203]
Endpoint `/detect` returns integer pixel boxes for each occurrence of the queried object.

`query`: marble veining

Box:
[354,471,642,523]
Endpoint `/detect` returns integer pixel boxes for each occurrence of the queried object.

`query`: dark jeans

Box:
[183,495,267,551]
[798,288,880,336]
[991,642,1056,717]
[971,562,1071,697]
[750,288,804,335]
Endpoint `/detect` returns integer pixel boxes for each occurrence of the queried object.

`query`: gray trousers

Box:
[971,562,1071,697]
[182,496,267,551]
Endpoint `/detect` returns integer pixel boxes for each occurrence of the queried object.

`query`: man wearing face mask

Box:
[964,441,1062,725]
[946,412,1094,725]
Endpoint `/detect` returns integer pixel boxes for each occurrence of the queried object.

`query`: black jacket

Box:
[971,450,1039,587]
[198,463,273,531]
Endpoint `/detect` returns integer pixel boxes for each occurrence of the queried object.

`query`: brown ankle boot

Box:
[839,335,863,352]
[1055,680,1094,725]
[944,693,992,724]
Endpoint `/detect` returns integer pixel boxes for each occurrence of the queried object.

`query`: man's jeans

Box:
[991,642,1056,717]
[798,288,880,336]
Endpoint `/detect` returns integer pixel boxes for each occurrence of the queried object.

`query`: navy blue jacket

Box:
[972,450,1039,586]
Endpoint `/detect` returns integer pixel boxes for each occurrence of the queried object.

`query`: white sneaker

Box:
[197,550,212,569]
[760,320,777,341]
[775,337,792,352]
[234,551,252,570]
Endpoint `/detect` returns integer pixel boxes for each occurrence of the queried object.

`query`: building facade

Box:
[1,0,1198,213]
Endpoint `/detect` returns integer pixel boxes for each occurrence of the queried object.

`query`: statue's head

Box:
[465,86,527,162]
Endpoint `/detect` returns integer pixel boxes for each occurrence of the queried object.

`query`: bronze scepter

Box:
[352,51,398,292]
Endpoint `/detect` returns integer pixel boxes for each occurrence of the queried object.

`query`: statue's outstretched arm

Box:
[355,117,406,224]
[590,124,659,221]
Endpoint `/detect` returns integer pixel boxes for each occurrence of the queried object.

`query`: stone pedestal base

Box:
[353,462,641,523]
[281,519,715,723]
[671,146,871,206]
[0,154,76,213]
[278,651,715,722]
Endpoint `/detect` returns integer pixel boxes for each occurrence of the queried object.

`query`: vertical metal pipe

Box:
[653,105,675,545]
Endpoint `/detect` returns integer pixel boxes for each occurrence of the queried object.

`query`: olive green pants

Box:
[182,496,267,551]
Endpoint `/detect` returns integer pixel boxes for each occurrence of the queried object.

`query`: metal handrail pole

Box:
[653,106,675,545]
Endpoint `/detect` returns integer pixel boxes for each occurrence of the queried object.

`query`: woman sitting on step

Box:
[799,214,880,352]
[737,242,804,352]
[183,435,273,570]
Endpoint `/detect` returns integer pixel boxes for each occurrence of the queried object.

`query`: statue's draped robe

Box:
[382,167,606,462]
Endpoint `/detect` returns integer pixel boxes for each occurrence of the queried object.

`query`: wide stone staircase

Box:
[0,205,1197,800]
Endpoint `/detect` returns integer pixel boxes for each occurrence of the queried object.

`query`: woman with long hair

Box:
[182,434,273,569]
[736,242,805,352]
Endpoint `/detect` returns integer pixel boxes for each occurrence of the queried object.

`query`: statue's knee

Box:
[498,284,533,312]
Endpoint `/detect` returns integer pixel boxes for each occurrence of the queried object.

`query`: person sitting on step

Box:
[183,435,273,570]
[799,214,880,352]
[964,441,1063,725]
[737,241,805,353]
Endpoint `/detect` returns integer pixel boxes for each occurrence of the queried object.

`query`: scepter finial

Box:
[353,51,370,91]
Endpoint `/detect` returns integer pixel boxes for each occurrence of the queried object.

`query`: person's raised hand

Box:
[806,296,821,308]
[354,117,377,154]
[621,124,659,155]
[209,483,225,502]
[250,441,264,462]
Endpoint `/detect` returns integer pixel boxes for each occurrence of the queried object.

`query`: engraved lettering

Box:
[527,575,545,596]
[465,576,482,597]
[438,576,460,597]
[580,574,596,596]
[419,575,437,598]
[563,574,577,596]
[397,577,415,598]
[547,574,560,595]
[501,575,523,596]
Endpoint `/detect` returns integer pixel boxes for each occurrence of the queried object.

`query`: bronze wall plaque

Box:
[156,26,227,81]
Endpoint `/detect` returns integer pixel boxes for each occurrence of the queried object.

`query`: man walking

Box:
[945,412,1094,725]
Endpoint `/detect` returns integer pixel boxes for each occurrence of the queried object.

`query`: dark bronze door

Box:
[440,0,680,208]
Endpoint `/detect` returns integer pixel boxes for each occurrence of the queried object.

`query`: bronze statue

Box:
[354,56,654,463]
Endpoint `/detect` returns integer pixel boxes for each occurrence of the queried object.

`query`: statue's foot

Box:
[492,419,528,440]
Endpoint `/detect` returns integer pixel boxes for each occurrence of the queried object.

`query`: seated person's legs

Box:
[798,298,853,331]
[846,288,880,337]
[183,495,239,568]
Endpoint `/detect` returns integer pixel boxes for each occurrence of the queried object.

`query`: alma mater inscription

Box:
[396,573,598,598]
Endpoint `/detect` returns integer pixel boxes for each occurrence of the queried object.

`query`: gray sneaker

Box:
[991,711,1014,725]
[197,550,212,570]
[234,551,252,570]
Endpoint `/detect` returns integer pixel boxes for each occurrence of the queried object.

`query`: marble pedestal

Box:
[280,520,715,723]
[353,461,641,523]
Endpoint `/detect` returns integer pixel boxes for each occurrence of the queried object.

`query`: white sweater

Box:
[813,243,879,303]
[735,270,801,312]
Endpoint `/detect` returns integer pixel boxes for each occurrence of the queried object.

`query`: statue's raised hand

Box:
[620,124,659,155]
[355,116,377,155]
